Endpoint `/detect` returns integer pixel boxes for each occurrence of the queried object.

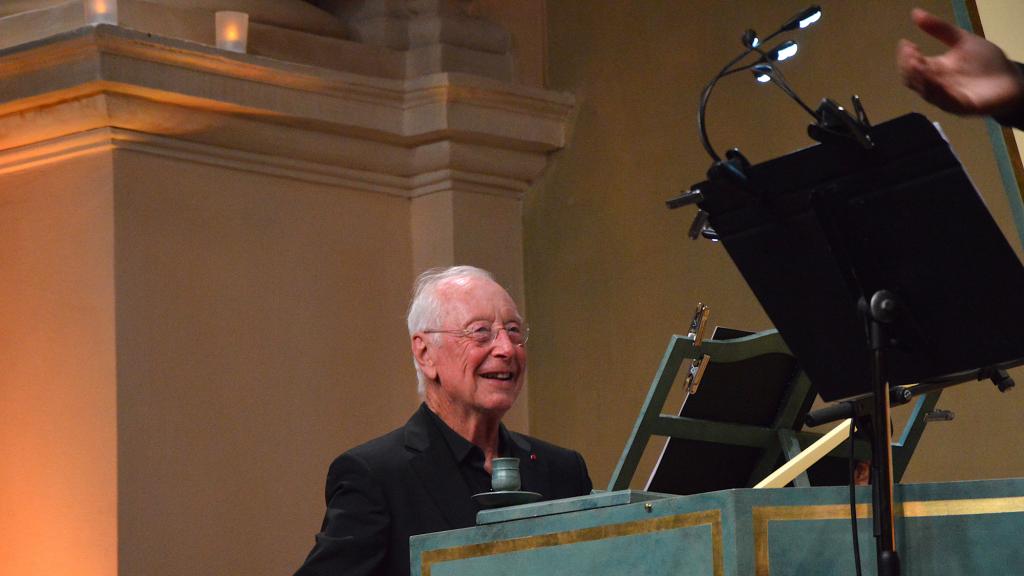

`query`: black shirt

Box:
[422,406,512,501]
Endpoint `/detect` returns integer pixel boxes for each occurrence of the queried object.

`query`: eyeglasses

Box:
[423,323,529,346]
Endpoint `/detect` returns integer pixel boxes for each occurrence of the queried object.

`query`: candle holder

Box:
[83,0,118,25]
[490,458,521,492]
[215,11,249,53]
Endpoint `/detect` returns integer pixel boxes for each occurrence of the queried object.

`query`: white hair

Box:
[407,266,496,395]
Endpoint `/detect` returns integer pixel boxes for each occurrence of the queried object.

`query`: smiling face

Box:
[413,275,526,420]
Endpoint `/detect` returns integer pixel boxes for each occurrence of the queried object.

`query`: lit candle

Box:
[84,0,118,25]
[215,11,249,53]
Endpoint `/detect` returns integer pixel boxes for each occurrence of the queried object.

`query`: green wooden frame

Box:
[607,329,939,492]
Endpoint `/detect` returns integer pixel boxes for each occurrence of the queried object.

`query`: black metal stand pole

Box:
[866,290,901,576]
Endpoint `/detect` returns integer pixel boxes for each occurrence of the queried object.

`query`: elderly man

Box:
[295,266,593,576]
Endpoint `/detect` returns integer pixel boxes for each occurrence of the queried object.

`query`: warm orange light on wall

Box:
[215,11,249,53]
[0,152,118,576]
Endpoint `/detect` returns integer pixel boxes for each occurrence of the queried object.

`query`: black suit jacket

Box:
[295,403,593,576]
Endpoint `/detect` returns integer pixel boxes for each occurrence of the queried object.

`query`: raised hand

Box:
[897,8,1024,118]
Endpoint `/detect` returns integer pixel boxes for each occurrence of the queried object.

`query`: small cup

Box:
[490,457,521,492]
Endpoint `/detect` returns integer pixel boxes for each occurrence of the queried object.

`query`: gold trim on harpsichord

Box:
[753,497,1024,575]
[898,495,1024,517]
[420,508,724,576]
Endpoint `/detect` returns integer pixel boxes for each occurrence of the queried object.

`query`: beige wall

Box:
[0,137,426,576]
[475,0,547,88]
[0,152,117,576]
[977,0,1024,194]
[110,149,419,574]
[530,0,1024,489]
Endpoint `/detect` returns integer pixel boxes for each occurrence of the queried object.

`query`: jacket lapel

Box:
[508,431,552,498]
[404,405,478,529]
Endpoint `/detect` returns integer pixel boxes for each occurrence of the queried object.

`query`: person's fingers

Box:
[910,58,969,114]
[896,39,921,72]
[896,39,927,88]
[911,8,965,48]
[895,41,960,112]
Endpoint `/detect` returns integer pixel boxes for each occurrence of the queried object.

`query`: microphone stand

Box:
[863,291,901,576]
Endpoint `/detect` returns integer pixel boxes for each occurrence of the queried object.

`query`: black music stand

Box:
[681,113,1024,575]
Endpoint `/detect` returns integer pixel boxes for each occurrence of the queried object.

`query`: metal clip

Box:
[684,354,711,395]
[688,210,711,240]
[687,302,711,346]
